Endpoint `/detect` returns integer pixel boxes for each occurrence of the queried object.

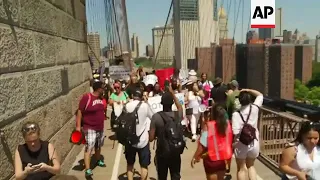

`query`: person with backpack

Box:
[231,88,263,180]
[149,84,185,180]
[191,105,233,180]
[118,88,153,180]
[75,80,106,177]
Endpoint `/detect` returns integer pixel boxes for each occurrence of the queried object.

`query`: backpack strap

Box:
[84,93,92,111]
[158,111,171,125]
[237,105,252,124]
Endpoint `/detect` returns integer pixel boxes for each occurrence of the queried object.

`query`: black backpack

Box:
[157,112,186,157]
[238,105,257,145]
[115,101,143,146]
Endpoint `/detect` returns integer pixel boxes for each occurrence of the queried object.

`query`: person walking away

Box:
[123,89,154,180]
[279,121,320,180]
[15,122,61,180]
[75,80,106,177]
[210,77,228,109]
[149,84,186,180]
[226,80,241,119]
[109,82,129,130]
[199,73,214,89]
[231,88,263,180]
[191,105,233,180]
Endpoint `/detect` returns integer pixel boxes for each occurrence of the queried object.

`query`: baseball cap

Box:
[229,80,239,87]
[132,88,143,98]
[161,92,174,105]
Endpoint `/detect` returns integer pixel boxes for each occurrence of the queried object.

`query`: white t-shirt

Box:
[231,95,263,139]
[200,80,214,89]
[125,100,154,148]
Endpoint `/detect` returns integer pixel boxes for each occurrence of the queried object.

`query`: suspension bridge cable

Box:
[241,0,244,43]
[224,0,242,80]
[152,0,173,69]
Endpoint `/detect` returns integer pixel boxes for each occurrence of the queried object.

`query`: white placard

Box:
[147,93,186,115]
[109,65,130,80]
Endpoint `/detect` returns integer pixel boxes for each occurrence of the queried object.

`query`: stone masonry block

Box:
[0,0,19,24]
[45,0,67,12]
[0,25,34,73]
[26,67,63,111]
[67,63,83,90]
[34,32,60,68]
[50,117,76,162]
[20,0,62,36]
[56,39,68,65]
[25,98,62,141]
[0,73,25,124]
[67,40,80,63]
[0,117,26,179]
[58,95,73,124]
[60,144,83,174]
[82,62,92,81]
[79,42,88,61]
[74,0,85,22]
[61,15,82,41]
[69,81,90,114]
[64,0,73,16]
[0,135,17,179]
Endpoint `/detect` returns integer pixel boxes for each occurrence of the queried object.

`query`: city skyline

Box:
[126,0,320,53]
[85,0,320,55]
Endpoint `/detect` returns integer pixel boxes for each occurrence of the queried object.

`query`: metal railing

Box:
[258,106,308,175]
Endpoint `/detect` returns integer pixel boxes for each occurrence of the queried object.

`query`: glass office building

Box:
[179,0,198,20]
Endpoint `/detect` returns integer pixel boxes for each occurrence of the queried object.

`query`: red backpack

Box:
[238,105,257,145]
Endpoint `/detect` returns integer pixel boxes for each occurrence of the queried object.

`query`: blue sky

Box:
[126,0,320,55]
[86,0,320,55]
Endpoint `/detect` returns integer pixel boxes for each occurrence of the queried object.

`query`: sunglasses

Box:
[22,124,38,133]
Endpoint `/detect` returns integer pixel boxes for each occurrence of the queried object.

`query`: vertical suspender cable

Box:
[152,0,173,69]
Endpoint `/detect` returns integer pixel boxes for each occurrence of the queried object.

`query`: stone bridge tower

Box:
[0,0,91,178]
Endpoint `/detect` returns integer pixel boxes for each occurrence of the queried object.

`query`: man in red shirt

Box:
[76,80,106,177]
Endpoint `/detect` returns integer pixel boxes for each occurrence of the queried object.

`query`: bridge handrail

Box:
[258,107,309,176]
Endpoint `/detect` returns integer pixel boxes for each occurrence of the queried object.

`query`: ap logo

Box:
[251,0,275,28]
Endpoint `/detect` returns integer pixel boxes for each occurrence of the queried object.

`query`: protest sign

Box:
[109,65,130,80]
[147,93,186,116]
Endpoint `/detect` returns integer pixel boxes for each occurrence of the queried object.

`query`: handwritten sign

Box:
[147,93,186,114]
[109,65,130,80]
[143,74,158,86]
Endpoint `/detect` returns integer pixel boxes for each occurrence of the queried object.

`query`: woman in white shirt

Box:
[186,81,204,141]
[232,88,263,180]
[280,121,320,180]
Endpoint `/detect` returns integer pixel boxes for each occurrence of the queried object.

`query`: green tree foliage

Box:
[134,57,171,69]
[294,79,320,106]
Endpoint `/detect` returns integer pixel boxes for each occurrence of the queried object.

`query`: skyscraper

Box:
[218,7,228,39]
[131,33,139,58]
[87,32,101,70]
[274,8,283,37]
[152,25,175,65]
[259,28,274,39]
[173,0,219,69]
[146,44,154,57]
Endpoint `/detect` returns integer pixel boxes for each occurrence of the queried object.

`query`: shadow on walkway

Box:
[71,155,105,171]
[117,171,156,180]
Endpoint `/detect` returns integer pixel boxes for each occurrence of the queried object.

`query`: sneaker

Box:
[97,160,106,167]
[85,169,93,177]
